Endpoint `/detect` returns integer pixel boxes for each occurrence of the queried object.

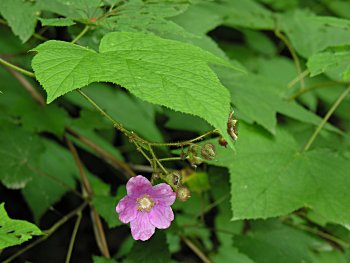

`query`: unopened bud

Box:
[177,186,191,202]
[171,171,182,186]
[189,155,203,168]
[218,137,228,147]
[201,143,216,160]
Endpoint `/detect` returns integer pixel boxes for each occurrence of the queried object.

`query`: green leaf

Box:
[32,32,242,147]
[0,0,38,42]
[36,0,103,20]
[92,186,126,229]
[99,0,190,37]
[233,220,320,263]
[307,47,350,80]
[0,124,44,189]
[93,256,117,263]
[0,203,42,249]
[124,232,171,263]
[183,171,210,193]
[223,0,274,30]
[65,83,163,142]
[22,139,77,222]
[218,69,339,134]
[227,123,350,224]
[281,10,350,57]
[39,17,76,27]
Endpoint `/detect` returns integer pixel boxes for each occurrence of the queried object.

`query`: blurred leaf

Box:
[307,47,350,80]
[183,172,210,193]
[218,70,339,134]
[36,0,103,20]
[98,0,190,37]
[0,124,44,189]
[39,17,76,27]
[281,10,350,57]
[93,256,117,263]
[124,232,171,263]
[22,139,77,222]
[32,32,242,147]
[234,220,318,263]
[0,203,42,249]
[0,0,38,42]
[92,186,126,228]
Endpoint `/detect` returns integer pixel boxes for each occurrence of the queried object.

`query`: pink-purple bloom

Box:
[116,175,176,241]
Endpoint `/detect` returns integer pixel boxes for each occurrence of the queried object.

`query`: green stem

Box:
[274,18,305,90]
[158,157,183,162]
[65,212,82,263]
[181,236,212,263]
[71,25,89,44]
[287,81,345,101]
[3,202,88,263]
[149,129,220,147]
[0,57,35,78]
[284,221,349,249]
[287,69,309,89]
[149,146,168,174]
[302,85,350,152]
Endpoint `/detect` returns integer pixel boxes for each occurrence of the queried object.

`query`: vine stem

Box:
[3,201,89,263]
[71,25,89,44]
[65,211,82,263]
[0,57,35,78]
[181,236,212,263]
[302,85,350,152]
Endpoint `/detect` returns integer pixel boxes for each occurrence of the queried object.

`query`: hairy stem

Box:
[65,212,82,263]
[302,86,350,152]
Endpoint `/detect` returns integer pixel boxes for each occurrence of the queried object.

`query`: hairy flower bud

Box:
[176,186,191,202]
[201,143,216,160]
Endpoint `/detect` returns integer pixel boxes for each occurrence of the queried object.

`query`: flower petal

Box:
[130,212,155,241]
[149,183,176,206]
[149,205,174,229]
[126,175,152,197]
[116,196,137,224]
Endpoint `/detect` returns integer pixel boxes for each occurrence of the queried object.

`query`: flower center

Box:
[136,194,155,212]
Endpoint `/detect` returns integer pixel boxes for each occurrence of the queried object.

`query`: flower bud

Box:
[176,186,191,202]
[218,137,228,147]
[171,171,182,186]
[201,143,216,160]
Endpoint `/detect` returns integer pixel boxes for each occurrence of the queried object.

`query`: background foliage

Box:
[1,0,350,262]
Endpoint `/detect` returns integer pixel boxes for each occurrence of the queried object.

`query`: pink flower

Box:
[116,175,176,241]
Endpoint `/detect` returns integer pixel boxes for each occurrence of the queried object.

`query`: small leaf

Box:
[0,203,42,249]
